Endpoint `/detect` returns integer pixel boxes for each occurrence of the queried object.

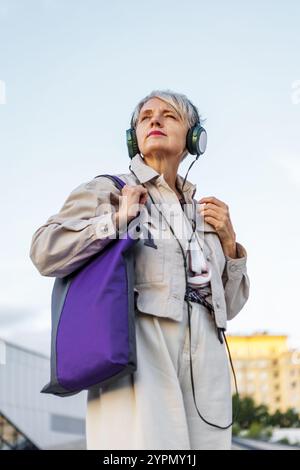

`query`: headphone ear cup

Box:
[186,124,207,156]
[126,128,140,159]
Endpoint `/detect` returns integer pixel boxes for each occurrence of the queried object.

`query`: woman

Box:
[30,90,250,450]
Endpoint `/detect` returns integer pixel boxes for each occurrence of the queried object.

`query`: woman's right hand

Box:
[113,184,148,231]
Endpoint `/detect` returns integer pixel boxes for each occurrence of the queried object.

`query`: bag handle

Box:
[94,174,125,191]
[94,173,153,214]
[94,174,159,247]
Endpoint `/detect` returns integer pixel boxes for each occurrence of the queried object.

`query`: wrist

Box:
[113,211,129,233]
[222,241,237,259]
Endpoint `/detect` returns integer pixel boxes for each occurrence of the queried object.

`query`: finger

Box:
[196,202,207,211]
[200,208,220,219]
[198,196,226,208]
[199,202,225,213]
[203,216,219,228]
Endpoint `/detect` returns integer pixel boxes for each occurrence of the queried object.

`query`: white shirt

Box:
[178,197,213,302]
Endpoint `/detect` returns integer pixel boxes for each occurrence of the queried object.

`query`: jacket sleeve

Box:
[29,176,124,278]
[221,241,250,321]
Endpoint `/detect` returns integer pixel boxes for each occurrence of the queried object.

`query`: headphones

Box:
[126,106,207,160]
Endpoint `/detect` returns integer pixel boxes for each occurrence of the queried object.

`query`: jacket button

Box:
[216,301,220,308]
[206,255,211,262]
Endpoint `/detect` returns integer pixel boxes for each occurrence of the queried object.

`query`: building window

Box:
[50,414,85,436]
[258,360,268,368]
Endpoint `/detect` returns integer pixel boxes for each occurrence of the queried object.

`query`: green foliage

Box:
[246,422,263,438]
[232,394,300,437]
[268,408,300,428]
[232,422,241,436]
[244,422,273,440]
[276,437,290,445]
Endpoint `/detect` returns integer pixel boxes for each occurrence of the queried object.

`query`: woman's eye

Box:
[140,114,175,122]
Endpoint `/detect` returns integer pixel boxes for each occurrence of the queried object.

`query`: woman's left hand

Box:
[198,196,237,258]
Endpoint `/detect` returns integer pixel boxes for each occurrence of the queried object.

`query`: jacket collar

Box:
[129,153,197,201]
[129,153,216,233]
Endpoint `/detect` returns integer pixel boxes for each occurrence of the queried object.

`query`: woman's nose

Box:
[149,115,163,126]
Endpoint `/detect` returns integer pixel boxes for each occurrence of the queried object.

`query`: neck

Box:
[143,154,180,193]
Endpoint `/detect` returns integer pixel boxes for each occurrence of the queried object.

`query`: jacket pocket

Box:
[133,221,165,285]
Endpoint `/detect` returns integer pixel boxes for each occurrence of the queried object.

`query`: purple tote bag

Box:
[41,175,140,397]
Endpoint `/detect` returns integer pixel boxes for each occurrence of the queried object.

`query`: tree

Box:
[232,394,300,430]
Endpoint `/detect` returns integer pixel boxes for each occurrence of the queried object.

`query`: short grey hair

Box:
[130,89,204,161]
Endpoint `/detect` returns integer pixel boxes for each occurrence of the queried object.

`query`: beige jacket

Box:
[29,154,250,329]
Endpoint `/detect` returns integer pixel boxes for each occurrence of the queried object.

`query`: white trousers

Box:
[86,300,232,450]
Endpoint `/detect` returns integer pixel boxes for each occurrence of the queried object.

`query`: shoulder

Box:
[71,172,137,209]
[72,171,135,195]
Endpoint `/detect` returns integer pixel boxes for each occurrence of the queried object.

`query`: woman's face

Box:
[135,97,188,160]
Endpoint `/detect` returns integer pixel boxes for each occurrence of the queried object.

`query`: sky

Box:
[0,0,300,356]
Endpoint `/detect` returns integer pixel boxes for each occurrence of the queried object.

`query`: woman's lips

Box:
[148,131,166,137]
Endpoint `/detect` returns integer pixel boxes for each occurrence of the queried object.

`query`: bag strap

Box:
[93,173,159,248]
[94,174,125,190]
